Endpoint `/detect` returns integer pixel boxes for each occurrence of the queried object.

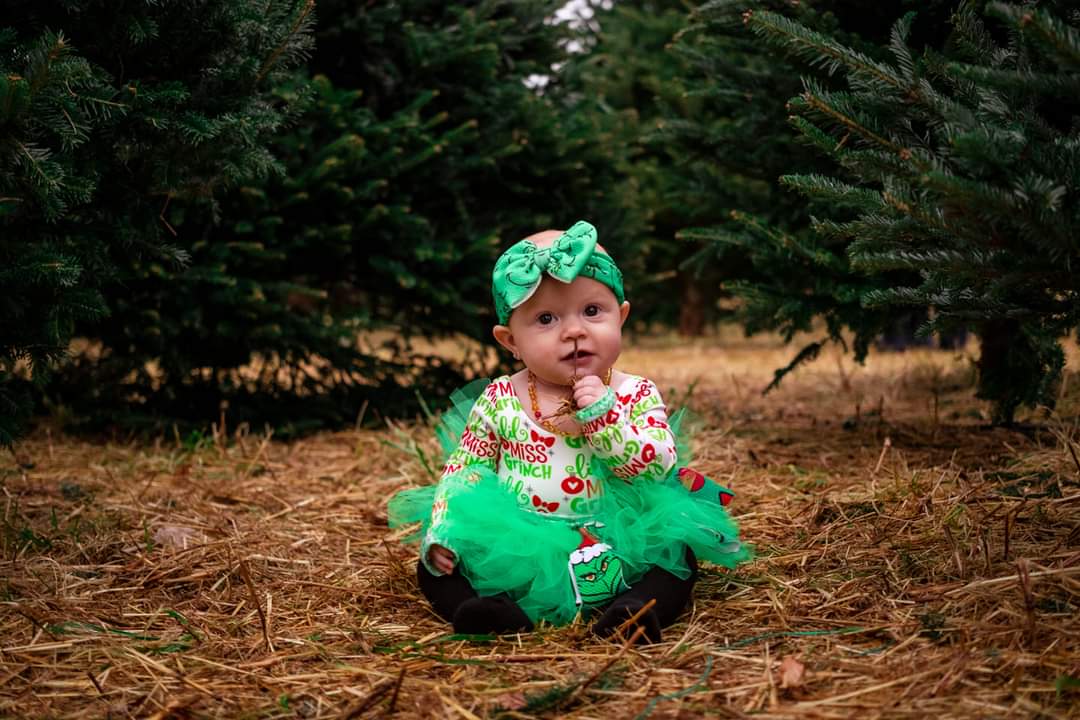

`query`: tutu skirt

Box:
[389,380,751,626]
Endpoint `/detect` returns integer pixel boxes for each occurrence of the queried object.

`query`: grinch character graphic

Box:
[567,528,630,607]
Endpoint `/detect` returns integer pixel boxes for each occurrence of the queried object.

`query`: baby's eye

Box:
[537,312,555,325]
[584,304,601,317]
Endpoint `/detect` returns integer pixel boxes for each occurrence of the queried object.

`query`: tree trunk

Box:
[678,275,706,337]
[975,319,1020,425]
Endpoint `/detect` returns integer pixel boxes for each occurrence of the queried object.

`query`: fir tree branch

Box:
[694,0,753,20]
[950,1,1004,64]
[13,140,60,192]
[763,338,826,394]
[849,247,1007,273]
[945,62,1080,95]
[731,210,846,270]
[744,11,905,92]
[780,174,885,212]
[255,0,316,86]
[888,12,918,82]
[986,2,1080,70]
[797,89,911,161]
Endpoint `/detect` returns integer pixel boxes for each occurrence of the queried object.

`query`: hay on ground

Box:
[1,336,1077,718]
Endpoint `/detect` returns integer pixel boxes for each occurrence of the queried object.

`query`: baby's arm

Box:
[421,391,500,575]
[575,376,677,480]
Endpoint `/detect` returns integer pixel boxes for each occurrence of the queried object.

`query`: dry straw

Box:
[0,334,1077,718]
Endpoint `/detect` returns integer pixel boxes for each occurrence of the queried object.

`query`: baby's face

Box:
[504,275,629,386]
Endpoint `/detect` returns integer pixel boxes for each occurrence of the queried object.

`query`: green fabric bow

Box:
[492,221,624,324]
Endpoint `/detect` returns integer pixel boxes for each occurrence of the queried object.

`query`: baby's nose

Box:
[561,320,586,339]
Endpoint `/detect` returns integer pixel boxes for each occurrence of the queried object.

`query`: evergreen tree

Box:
[0,1,314,444]
[663,0,970,391]
[732,1,1079,422]
[49,0,643,436]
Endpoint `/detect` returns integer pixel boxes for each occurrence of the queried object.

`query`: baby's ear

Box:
[492,325,516,355]
[618,301,631,327]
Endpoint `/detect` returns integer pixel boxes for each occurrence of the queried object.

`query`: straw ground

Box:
[1,333,1078,718]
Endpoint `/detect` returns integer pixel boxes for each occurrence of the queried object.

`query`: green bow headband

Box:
[492,221,625,324]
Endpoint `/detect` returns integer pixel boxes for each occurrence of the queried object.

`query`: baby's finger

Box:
[574,375,599,390]
[574,391,597,408]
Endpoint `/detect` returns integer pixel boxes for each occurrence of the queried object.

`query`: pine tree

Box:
[48,0,644,436]
[0,1,314,444]
[736,1,1080,422]
[664,0,987,393]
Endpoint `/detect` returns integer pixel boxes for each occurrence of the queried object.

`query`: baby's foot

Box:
[452,596,533,635]
[592,598,662,644]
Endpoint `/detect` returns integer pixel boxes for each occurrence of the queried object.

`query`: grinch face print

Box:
[568,528,629,606]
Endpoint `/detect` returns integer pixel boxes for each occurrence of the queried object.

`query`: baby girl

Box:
[389,221,749,641]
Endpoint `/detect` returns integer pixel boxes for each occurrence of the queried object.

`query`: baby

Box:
[389,221,749,641]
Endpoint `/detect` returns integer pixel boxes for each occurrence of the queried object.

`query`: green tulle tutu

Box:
[389,380,751,626]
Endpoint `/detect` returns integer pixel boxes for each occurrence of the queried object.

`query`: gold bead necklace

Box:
[527,368,612,437]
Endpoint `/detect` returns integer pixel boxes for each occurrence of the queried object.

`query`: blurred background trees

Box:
[650,0,961,386]
[1,0,315,444]
[2,0,1077,441]
[40,0,646,436]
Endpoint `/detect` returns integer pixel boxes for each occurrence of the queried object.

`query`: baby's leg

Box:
[416,560,533,634]
[416,560,478,622]
[592,548,698,643]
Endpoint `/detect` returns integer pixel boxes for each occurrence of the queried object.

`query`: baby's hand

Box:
[428,544,456,575]
[573,375,607,410]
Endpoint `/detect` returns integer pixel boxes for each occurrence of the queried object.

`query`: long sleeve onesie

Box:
[421,374,677,575]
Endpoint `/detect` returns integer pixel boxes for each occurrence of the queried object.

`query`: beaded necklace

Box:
[527,368,612,437]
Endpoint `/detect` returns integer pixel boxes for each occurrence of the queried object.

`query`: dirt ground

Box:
[1,333,1078,719]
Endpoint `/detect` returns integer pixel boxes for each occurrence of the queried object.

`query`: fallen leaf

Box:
[491,692,527,711]
[778,655,805,689]
[153,525,204,549]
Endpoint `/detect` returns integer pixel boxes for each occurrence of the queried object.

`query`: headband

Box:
[492,220,625,324]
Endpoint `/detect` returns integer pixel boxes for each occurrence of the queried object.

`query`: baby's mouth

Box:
[561,350,594,362]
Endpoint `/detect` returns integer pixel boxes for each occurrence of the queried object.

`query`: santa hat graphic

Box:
[567,528,611,606]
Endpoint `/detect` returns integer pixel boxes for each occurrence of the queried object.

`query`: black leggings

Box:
[416,549,698,627]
